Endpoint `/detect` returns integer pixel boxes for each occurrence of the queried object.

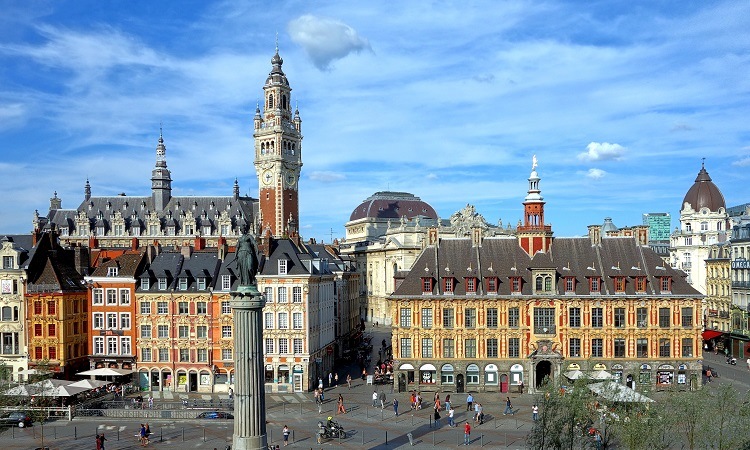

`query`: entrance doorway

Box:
[189,373,198,392]
[535,360,552,388]
[456,374,465,393]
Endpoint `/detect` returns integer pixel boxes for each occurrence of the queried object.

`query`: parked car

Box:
[0,411,33,427]
[196,411,233,419]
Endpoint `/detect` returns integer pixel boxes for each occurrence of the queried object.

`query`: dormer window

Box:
[96,226,105,236]
[443,277,454,294]
[486,277,498,294]
[465,277,477,294]
[158,277,167,290]
[421,278,433,294]
[202,226,211,235]
[2,256,14,270]
[60,227,69,236]
[510,277,522,294]
[590,277,601,293]
[614,276,626,293]
[184,224,194,235]
[178,278,188,291]
[533,271,554,294]
[221,274,231,291]
[278,259,288,275]
[660,276,672,293]
[141,278,150,290]
[635,276,647,293]
[107,267,118,277]
[167,226,176,236]
[197,277,206,290]
[564,277,575,294]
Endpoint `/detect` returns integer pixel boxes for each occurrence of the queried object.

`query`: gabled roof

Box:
[90,251,146,278]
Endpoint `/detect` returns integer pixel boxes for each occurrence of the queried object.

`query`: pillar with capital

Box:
[231,286,266,450]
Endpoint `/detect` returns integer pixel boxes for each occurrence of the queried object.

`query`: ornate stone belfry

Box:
[517,155,553,255]
[254,46,303,238]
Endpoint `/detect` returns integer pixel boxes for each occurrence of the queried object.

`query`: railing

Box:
[0,405,72,421]
[732,281,750,289]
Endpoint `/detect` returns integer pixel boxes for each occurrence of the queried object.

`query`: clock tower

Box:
[254,47,303,238]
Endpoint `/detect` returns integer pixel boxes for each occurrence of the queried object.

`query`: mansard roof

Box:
[394,235,699,297]
[90,251,146,278]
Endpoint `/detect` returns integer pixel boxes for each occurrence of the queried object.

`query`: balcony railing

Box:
[534,325,556,335]
[732,281,750,289]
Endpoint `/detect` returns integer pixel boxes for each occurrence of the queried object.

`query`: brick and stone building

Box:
[0,235,33,381]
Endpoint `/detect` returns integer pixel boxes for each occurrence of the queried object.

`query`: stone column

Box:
[231,288,266,450]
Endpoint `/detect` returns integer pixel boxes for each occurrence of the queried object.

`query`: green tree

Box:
[527,377,598,450]
[703,383,750,450]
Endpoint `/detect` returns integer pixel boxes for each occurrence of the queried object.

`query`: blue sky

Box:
[1,1,748,242]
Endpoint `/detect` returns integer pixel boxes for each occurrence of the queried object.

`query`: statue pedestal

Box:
[230,287,266,450]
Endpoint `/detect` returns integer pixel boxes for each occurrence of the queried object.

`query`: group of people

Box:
[138,423,151,446]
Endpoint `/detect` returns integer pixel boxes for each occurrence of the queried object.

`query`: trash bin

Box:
[407,432,414,446]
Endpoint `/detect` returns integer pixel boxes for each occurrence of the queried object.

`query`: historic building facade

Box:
[704,243,731,335]
[390,161,703,394]
[729,209,750,358]
[0,235,32,381]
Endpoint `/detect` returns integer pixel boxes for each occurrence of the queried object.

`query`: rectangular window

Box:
[141,347,152,362]
[293,286,302,303]
[442,338,455,358]
[592,307,603,328]
[659,338,670,357]
[421,338,433,358]
[293,338,303,354]
[637,338,648,358]
[590,277,600,292]
[157,324,169,338]
[197,348,208,362]
[178,325,189,338]
[400,338,412,358]
[34,323,42,336]
[278,287,288,303]
[565,277,575,293]
[661,277,671,292]
[222,301,231,314]
[487,338,498,358]
[534,307,555,332]
[47,301,56,315]
[265,338,275,354]
[278,259,287,275]
[278,338,288,354]
[465,308,476,328]
[265,312,274,329]
[264,287,273,303]
[659,308,670,328]
[591,338,603,358]
[196,302,207,315]
[157,302,168,314]
[93,313,104,329]
[442,308,454,328]
[400,308,412,327]
[466,277,477,293]
[292,312,303,329]
[682,338,693,357]
[221,275,231,290]
[33,301,42,315]
[121,337,131,355]
[196,325,207,339]
[158,278,168,290]
[107,337,118,354]
[47,346,56,360]
[159,348,169,362]
[569,307,581,328]
[179,348,190,362]
[48,323,56,336]
[421,308,433,328]
[486,277,498,293]
[93,289,104,305]
[635,276,647,293]
[278,312,288,329]
[106,313,117,329]
[141,278,150,290]
[178,302,189,315]
[614,338,626,358]
[119,289,130,305]
[221,325,232,338]
[94,337,104,354]
[487,308,498,328]
[508,307,519,327]
[197,278,206,290]
[508,337,520,358]
[569,338,581,357]
[120,313,130,329]
[140,301,151,315]
[637,307,648,328]
[614,277,626,292]
[421,278,433,293]
[140,325,151,338]
[105,289,117,305]
[443,277,454,293]
[465,339,477,358]
[681,307,693,327]
[222,348,232,360]
[35,347,42,360]
[2,256,13,269]
[510,277,521,293]
[614,308,626,328]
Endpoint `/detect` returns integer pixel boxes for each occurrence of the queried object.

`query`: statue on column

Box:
[236,231,260,287]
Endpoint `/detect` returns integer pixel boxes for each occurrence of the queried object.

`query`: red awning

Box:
[702,330,724,341]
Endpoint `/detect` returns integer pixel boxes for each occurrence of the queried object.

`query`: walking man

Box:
[282,425,290,446]
[466,393,474,411]
[393,398,399,416]
[448,406,455,427]
[372,390,379,407]
[532,404,539,421]
[346,373,352,389]
[379,390,387,409]
[328,372,333,388]
[334,373,339,387]
[464,422,471,445]
[504,397,514,415]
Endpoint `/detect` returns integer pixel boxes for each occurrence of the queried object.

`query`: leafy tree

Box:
[703,383,750,450]
[527,377,598,450]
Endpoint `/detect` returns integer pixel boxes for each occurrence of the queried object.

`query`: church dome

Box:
[349,191,437,221]
[682,164,726,212]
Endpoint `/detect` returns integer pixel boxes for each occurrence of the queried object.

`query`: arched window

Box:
[536,276,543,291]
[544,276,552,291]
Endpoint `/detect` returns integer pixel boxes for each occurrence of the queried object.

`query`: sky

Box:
[0,1,749,243]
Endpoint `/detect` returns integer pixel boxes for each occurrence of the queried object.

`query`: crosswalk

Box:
[146,390,312,404]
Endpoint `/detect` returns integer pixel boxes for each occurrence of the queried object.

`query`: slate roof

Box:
[394,235,699,297]
[25,234,85,292]
[90,251,146,278]
[138,252,184,292]
[0,234,35,268]
[176,251,221,292]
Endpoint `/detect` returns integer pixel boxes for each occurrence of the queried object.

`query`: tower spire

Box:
[517,155,553,255]
[151,127,172,211]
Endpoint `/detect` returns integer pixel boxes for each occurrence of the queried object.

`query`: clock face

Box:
[262,171,273,185]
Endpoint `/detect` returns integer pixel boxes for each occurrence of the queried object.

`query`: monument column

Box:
[231,288,267,450]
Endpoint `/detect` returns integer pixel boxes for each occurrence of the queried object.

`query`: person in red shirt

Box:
[463,422,471,445]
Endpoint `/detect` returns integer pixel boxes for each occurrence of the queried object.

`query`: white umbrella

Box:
[68,379,111,389]
[76,368,134,376]
[52,384,89,397]
[588,381,654,403]
[590,370,614,380]
[564,370,587,380]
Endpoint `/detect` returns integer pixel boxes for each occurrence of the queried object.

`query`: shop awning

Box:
[702,330,724,341]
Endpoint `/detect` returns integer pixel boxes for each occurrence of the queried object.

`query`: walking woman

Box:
[337,394,347,414]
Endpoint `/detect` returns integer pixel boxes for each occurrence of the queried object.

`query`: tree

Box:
[703,383,750,450]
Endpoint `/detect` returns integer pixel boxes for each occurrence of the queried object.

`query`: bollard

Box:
[362,430,365,445]
[182,427,185,441]
[118,428,120,441]
[203,428,206,442]
[481,434,484,447]
[433,430,435,446]
[160,427,163,442]
[385,430,388,445]
[74,426,77,440]
[292,429,295,444]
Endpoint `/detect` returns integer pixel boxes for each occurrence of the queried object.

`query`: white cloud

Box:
[577,142,625,162]
[308,171,346,182]
[585,168,607,179]
[733,157,750,167]
[287,15,371,70]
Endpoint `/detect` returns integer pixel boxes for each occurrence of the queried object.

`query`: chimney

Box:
[258,229,272,257]
[635,225,649,246]
[588,225,602,246]
[131,237,139,251]
[428,227,439,247]
[181,245,193,259]
[74,247,90,276]
[217,237,227,261]
[471,227,482,247]
[194,237,205,251]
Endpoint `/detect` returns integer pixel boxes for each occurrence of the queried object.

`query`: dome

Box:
[602,217,618,233]
[682,164,726,212]
[349,191,438,222]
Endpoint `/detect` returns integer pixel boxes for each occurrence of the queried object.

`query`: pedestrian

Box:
[519,380,524,394]
[96,433,102,450]
[594,431,603,450]
[416,391,423,410]
[474,402,480,423]
[706,368,713,383]
[228,387,234,400]
[148,395,153,409]
[477,403,484,425]
[466,393,473,411]
[434,405,441,427]
[334,373,339,387]
[320,387,325,401]
[282,425,290,446]
[337,394,347,414]
[372,390,379,407]
[504,397,513,415]
[318,377,324,390]
[444,394,451,412]
[98,432,107,450]
[328,372,333,388]
[314,389,322,414]
[448,406,455,427]
[346,373,352,389]
[144,423,150,443]
[410,391,416,410]
[393,398,399,416]
[464,422,471,445]
[139,424,148,446]
[532,404,539,421]
[362,367,367,381]
[380,390,386,409]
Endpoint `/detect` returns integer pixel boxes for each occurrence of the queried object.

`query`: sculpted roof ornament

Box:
[450,204,489,237]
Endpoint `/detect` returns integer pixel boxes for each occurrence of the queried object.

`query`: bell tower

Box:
[253,46,303,238]
[517,155,553,255]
